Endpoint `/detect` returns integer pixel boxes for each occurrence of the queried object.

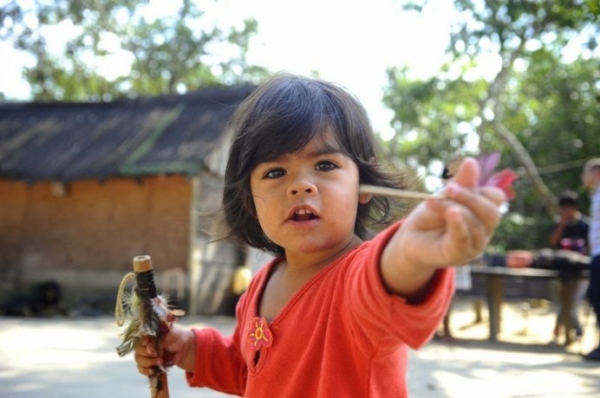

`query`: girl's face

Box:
[249,129,371,264]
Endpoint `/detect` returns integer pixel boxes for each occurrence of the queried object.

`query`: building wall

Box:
[0,176,191,306]
[189,172,245,316]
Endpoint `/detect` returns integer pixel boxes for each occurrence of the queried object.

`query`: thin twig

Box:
[359,185,445,200]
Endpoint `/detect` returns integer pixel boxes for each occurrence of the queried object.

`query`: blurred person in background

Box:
[582,158,600,361]
[549,190,589,343]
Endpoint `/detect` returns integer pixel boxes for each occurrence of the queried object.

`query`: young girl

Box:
[133,74,505,396]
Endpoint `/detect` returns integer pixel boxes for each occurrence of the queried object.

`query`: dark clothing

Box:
[551,218,589,279]
[550,217,590,338]
[587,255,600,327]
[552,218,589,253]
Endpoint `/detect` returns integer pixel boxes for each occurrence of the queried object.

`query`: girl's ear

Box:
[359,157,378,204]
[359,192,372,204]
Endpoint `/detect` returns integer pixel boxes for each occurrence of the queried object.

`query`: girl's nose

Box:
[287,177,317,196]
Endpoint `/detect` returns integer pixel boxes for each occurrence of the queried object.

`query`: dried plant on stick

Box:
[115,255,184,398]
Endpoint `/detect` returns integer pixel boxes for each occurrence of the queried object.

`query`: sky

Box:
[210,0,461,139]
[0,0,461,139]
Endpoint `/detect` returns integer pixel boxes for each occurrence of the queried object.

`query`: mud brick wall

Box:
[0,176,191,303]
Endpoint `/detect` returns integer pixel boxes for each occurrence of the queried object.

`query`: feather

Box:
[476,152,518,200]
[477,152,502,186]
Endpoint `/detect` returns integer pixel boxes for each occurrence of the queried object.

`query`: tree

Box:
[383,0,600,250]
[0,0,268,101]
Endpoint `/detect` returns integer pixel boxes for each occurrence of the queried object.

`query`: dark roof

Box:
[0,85,255,182]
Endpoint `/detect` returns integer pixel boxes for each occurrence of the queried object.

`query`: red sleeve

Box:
[345,220,455,352]
[185,326,247,395]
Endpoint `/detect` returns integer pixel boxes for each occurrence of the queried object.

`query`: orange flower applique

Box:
[249,317,273,351]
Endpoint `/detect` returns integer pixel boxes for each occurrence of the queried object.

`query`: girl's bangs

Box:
[251,105,339,164]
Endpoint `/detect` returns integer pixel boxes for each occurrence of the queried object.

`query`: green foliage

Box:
[448,0,599,58]
[382,67,495,172]
[0,0,269,101]
[489,51,600,251]
[387,0,600,252]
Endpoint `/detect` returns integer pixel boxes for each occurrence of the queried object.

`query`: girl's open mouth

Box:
[292,209,318,222]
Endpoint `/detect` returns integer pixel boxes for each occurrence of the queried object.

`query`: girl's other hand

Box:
[133,324,195,376]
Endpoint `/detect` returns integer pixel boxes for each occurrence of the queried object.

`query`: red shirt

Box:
[186,221,454,397]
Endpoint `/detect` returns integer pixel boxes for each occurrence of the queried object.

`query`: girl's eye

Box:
[316,161,337,171]
[265,168,286,179]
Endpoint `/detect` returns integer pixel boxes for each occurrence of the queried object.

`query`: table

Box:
[469,264,589,345]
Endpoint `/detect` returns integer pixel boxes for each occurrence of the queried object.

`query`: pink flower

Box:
[477,152,518,201]
[249,317,273,350]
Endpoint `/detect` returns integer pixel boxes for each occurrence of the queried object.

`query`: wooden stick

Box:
[133,255,170,398]
[359,185,445,200]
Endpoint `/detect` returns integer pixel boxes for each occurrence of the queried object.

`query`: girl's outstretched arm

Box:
[379,157,506,299]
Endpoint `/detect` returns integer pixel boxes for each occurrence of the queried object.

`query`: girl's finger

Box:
[134,352,162,370]
[133,337,157,356]
[444,206,489,262]
[137,364,155,376]
[450,157,479,189]
[443,185,503,234]
[478,186,506,207]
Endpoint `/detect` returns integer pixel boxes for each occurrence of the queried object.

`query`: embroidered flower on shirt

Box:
[477,152,518,200]
[249,317,273,350]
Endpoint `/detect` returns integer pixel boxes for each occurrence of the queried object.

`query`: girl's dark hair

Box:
[220,73,413,256]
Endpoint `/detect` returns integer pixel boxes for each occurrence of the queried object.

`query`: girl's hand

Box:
[133,324,196,376]
[381,157,506,296]
[413,157,505,266]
